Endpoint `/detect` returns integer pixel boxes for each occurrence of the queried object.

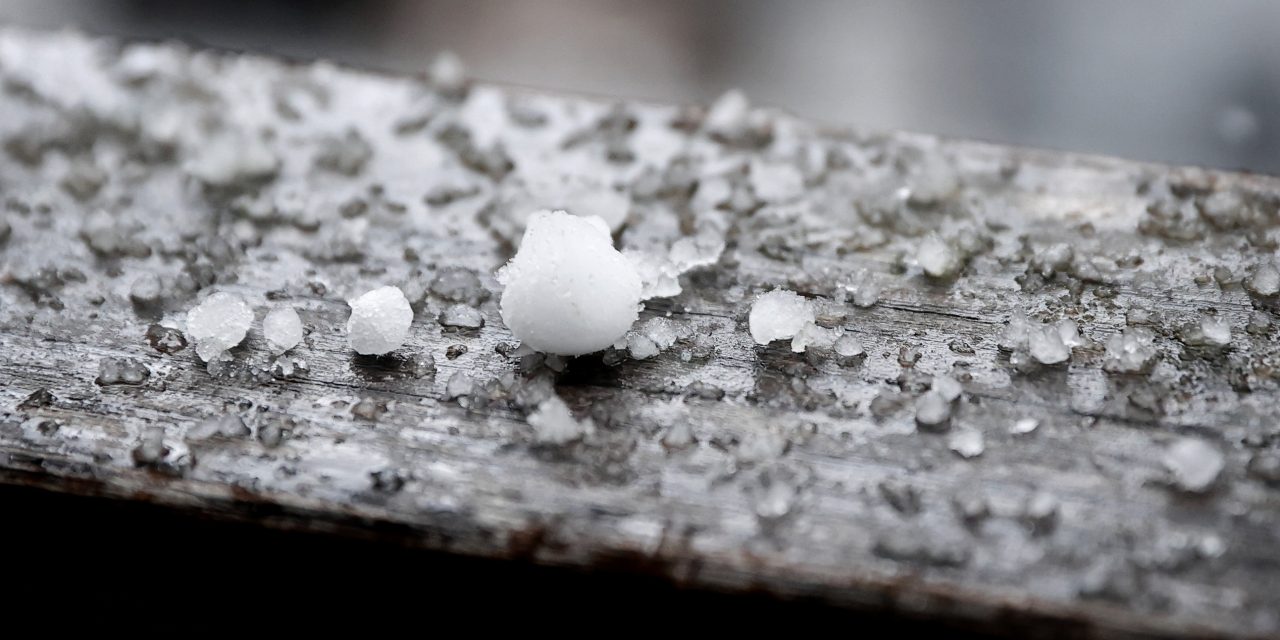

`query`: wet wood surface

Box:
[1,28,1279,638]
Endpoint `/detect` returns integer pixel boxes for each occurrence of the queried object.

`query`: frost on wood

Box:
[346,286,413,355]
[185,292,254,362]
[497,210,641,356]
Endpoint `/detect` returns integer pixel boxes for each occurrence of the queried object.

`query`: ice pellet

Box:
[1029,326,1070,365]
[527,394,595,444]
[1011,418,1040,435]
[262,306,303,353]
[917,235,959,278]
[948,429,985,458]
[748,289,814,346]
[1163,438,1224,493]
[346,286,413,355]
[932,375,963,402]
[497,210,642,356]
[186,292,254,362]
[915,391,952,429]
[439,304,484,330]
[1103,327,1158,373]
[1245,263,1280,297]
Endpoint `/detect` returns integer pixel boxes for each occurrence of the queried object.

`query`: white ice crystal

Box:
[948,429,985,458]
[1028,326,1070,365]
[1104,327,1158,373]
[1163,438,1224,493]
[527,394,595,444]
[748,289,815,346]
[185,292,254,362]
[262,306,303,353]
[917,235,959,278]
[184,133,278,186]
[704,89,752,139]
[750,160,804,203]
[346,286,413,355]
[497,210,642,356]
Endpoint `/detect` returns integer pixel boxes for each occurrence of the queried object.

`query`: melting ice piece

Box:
[917,235,960,278]
[527,394,595,444]
[186,292,254,362]
[1029,326,1070,365]
[346,286,413,355]
[1163,438,1224,493]
[748,289,815,346]
[948,429,985,459]
[1103,327,1158,373]
[497,210,642,356]
[262,306,303,353]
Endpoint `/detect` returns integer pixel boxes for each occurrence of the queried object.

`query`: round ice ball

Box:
[346,286,413,355]
[497,210,642,356]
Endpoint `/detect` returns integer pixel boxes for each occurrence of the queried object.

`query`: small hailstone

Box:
[626,249,683,300]
[1163,438,1224,493]
[445,371,476,401]
[527,394,595,444]
[917,235,960,278]
[346,286,413,355]
[184,133,278,186]
[833,334,865,365]
[748,289,815,346]
[915,391,951,429]
[1000,311,1031,350]
[498,210,642,356]
[129,273,163,306]
[429,51,468,97]
[790,322,838,353]
[932,375,963,402]
[1028,326,1070,365]
[1103,327,1158,373]
[1057,318,1085,347]
[627,334,660,359]
[262,306,303,353]
[948,429,985,458]
[1011,418,1040,435]
[186,292,254,362]
[749,160,805,203]
[669,230,726,272]
[439,304,485,329]
[1198,316,1231,347]
[843,270,882,308]
[1245,263,1280,297]
[704,89,751,139]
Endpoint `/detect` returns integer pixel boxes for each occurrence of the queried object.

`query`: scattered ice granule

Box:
[790,321,839,353]
[932,375,963,402]
[346,286,414,355]
[185,292,254,362]
[1022,492,1059,536]
[131,426,168,466]
[439,304,485,329]
[691,175,732,211]
[750,160,805,203]
[917,235,960,278]
[1011,418,1040,435]
[1199,316,1231,347]
[262,306,303,353]
[833,334,865,365]
[1028,325,1070,365]
[445,371,476,404]
[527,394,595,444]
[270,356,309,379]
[748,289,815,346]
[915,391,952,430]
[948,429,985,459]
[999,310,1031,350]
[430,267,488,305]
[661,421,697,450]
[627,334,660,359]
[80,209,150,258]
[669,229,726,272]
[1057,318,1085,348]
[1245,263,1280,297]
[1163,438,1224,493]
[129,273,163,306]
[95,358,150,386]
[626,316,683,359]
[704,89,751,140]
[1103,327,1158,374]
[184,132,279,186]
[429,50,468,97]
[314,129,372,176]
[625,249,683,300]
[907,156,960,206]
[498,210,642,356]
[840,270,882,308]
[186,414,250,441]
[1030,243,1074,276]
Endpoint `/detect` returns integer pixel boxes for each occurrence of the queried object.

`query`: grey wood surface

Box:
[1,28,1278,638]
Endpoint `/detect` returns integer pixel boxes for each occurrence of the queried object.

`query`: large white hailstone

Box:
[186,292,254,362]
[263,306,303,353]
[497,210,642,356]
[748,289,814,346]
[346,286,414,355]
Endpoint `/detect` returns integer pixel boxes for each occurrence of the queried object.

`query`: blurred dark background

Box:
[2,0,1278,174]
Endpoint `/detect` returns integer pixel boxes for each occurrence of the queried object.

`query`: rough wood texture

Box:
[2,29,1279,638]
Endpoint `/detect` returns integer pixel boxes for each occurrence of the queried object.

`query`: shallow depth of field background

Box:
[3,0,1278,174]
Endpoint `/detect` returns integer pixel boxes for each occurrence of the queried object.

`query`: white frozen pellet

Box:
[748,289,814,346]
[262,306,303,353]
[185,292,254,362]
[346,286,413,355]
[527,394,595,444]
[497,210,642,356]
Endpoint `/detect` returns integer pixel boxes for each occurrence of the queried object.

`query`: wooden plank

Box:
[1,28,1278,638]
